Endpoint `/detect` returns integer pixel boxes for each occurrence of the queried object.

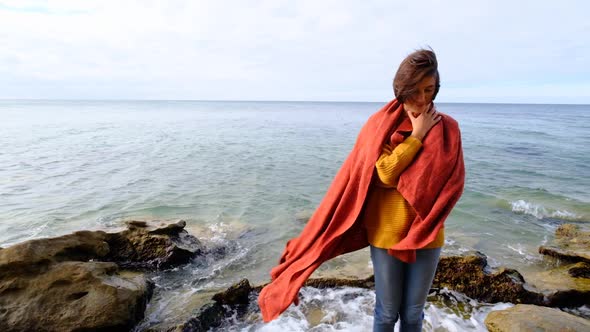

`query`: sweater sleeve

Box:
[375,136,423,187]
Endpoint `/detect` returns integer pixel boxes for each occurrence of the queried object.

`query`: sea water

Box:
[1,100,588,330]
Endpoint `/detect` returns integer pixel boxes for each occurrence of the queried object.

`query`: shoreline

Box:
[1,220,588,331]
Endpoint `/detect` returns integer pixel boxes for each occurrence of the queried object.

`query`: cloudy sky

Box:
[1,0,589,103]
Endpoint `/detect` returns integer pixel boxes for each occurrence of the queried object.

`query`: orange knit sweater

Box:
[364,136,444,249]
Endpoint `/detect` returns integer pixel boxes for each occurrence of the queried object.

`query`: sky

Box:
[1,0,589,103]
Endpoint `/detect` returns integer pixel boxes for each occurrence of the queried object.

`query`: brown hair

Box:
[393,48,440,103]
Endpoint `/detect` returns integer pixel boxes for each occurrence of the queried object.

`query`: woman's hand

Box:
[408,104,441,141]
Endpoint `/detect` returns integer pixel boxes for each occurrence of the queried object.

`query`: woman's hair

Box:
[393,48,440,103]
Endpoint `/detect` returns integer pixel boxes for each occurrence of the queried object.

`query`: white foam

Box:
[224,287,373,331]
[510,199,580,220]
[425,303,505,332]
[220,287,515,331]
[445,239,456,245]
[209,221,229,243]
[506,243,540,262]
[563,305,590,319]
[424,289,513,332]
[551,209,579,219]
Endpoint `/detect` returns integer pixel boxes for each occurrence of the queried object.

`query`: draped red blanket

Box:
[258,99,465,322]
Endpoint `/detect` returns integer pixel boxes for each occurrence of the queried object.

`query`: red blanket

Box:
[258,99,465,322]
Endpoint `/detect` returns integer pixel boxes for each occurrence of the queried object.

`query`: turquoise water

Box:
[1,100,589,330]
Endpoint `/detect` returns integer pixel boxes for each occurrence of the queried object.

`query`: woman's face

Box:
[403,75,436,115]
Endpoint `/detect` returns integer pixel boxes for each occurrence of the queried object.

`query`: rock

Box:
[252,276,375,294]
[539,224,590,264]
[524,262,590,307]
[304,275,374,289]
[485,304,590,332]
[432,252,544,305]
[104,220,205,269]
[536,224,590,307]
[0,219,204,331]
[539,247,590,264]
[556,224,582,238]
[175,252,589,330]
[0,260,153,332]
[171,279,252,332]
[0,220,205,272]
[212,279,252,305]
[569,262,590,278]
[0,231,110,279]
[171,303,228,332]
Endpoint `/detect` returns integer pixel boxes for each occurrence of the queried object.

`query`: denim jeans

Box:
[370,245,442,332]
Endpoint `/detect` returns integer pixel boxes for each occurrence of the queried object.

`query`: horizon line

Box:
[0,98,588,106]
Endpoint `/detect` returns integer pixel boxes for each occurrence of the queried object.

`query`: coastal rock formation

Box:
[0,219,205,332]
[524,261,590,307]
[171,277,380,331]
[168,233,590,330]
[0,233,154,331]
[169,279,253,332]
[303,275,375,289]
[539,224,590,264]
[105,220,205,269]
[485,304,590,332]
[251,275,376,293]
[177,253,556,331]
[432,252,545,304]
[531,223,590,308]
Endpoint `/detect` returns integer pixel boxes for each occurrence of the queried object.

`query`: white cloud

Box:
[0,0,589,102]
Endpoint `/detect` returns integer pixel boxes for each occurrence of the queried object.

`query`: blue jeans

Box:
[370,245,441,332]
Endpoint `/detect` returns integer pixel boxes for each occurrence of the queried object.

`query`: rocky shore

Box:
[0,220,206,332]
[170,223,590,332]
[1,222,589,331]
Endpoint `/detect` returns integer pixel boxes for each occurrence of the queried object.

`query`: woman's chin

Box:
[413,106,430,115]
[406,108,424,117]
[404,103,429,116]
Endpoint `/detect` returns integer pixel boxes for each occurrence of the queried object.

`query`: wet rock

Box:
[0,257,153,332]
[175,252,590,330]
[0,219,205,332]
[524,262,590,308]
[172,303,227,332]
[170,279,252,332]
[212,278,252,305]
[432,252,545,305]
[304,275,374,289]
[539,224,590,264]
[104,220,205,269]
[556,223,582,238]
[0,231,110,279]
[0,220,205,272]
[485,304,590,332]
[533,224,590,308]
[539,246,590,264]
[569,262,590,278]
[206,245,228,259]
[251,275,375,294]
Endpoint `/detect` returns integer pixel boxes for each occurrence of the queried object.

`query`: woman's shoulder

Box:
[441,113,460,130]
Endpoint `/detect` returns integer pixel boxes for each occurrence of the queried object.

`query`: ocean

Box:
[1,100,589,331]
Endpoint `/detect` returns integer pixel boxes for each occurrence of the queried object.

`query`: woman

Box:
[259,49,465,332]
[365,49,446,331]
